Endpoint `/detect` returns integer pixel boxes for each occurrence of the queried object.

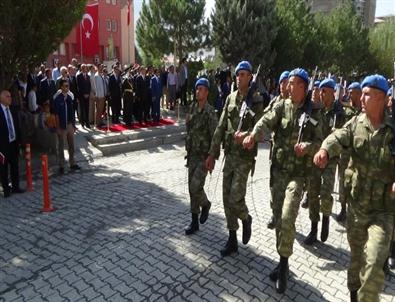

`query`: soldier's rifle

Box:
[332,77,343,130]
[236,64,261,132]
[297,66,319,144]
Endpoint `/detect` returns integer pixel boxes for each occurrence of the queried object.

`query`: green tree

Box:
[211,0,278,75]
[274,0,319,74]
[369,17,395,77]
[0,0,87,90]
[319,0,371,76]
[136,0,209,66]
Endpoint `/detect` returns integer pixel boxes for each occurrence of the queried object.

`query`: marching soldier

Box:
[336,82,362,222]
[205,61,264,257]
[304,78,345,245]
[267,70,289,230]
[184,78,218,235]
[314,75,395,302]
[243,68,322,293]
[386,87,395,271]
[301,80,321,209]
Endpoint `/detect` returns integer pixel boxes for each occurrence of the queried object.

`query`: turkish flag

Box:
[76,2,99,57]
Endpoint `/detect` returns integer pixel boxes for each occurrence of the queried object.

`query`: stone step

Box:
[88,122,186,145]
[97,131,186,156]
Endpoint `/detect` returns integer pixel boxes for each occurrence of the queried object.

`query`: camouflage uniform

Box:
[321,113,395,302]
[337,106,360,209]
[208,91,264,230]
[308,104,345,222]
[267,95,289,224]
[251,99,322,257]
[186,101,218,214]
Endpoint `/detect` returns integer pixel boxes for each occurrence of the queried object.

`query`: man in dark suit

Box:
[108,65,122,124]
[76,64,91,128]
[39,68,56,107]
[68,65,79,121]
[0,90,24,198]
[135,66,151,123]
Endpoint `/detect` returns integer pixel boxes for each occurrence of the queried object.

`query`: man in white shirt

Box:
[27,84,38,113]
[167,65,178,110]
[94,64,107,127]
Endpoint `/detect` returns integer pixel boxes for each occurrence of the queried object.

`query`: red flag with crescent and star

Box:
[76,2,99,57]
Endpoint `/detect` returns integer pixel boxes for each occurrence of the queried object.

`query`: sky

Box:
[134,0,395,27]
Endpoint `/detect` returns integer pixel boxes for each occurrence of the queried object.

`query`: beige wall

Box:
[309,0,377,27]
[120,0,135,65]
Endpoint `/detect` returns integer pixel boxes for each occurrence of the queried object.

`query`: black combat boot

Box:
[275,256,289,294]
[242,215,252,244]
[185,214,199,235]
[321,215,330,242]
[220,230,238,257]
[267,215,276,229]
[301,195,309,209]
[336,204,346,222]
[304,221,318,245]
[389,241,395,269]
[269,264,280,281]
[350,290,358,302]
[200,201,211,224]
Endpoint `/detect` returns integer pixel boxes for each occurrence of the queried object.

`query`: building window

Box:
[106,0,110,3]
[105,46,109,60]
[106,19,111,32]
[111,0,116,5]
[59,43,66,56]
[111,20,117,32]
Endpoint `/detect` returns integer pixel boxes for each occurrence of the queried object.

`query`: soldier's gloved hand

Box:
[294,143,307,157]
[205,155,215,173]
[242,135,255,150]
[234,131,247,144]
[314,149,329,169]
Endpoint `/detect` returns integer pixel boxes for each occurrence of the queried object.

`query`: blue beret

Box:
[314,81,320,87]
[319,78,336,90]
[361,74,389,94]
[289,68,309,84]
[195,77,210,89]
[348,82,361,91]
[235,61,252,75]
[279,71,290,84]
[387,87,393,97]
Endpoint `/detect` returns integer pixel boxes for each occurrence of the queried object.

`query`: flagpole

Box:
[128,24,130,64]
[80,21,83,62]
[128,0,131,64]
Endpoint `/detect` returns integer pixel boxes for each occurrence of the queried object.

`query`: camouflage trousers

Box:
[338,151,351,207]
[307,159,337,222]
[276,177,304,258]
[270,167,290,224]
[188,159,210,214]
[222,155,253,230]
[347,206,394,302]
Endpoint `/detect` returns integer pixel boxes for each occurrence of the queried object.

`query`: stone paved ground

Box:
[0,142,394,302]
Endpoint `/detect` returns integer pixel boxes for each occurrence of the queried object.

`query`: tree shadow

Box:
[0,159,331,301]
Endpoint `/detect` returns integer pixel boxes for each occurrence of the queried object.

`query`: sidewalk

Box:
[21,106,187,179]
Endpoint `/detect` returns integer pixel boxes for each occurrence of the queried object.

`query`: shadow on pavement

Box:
[0,158,334,301]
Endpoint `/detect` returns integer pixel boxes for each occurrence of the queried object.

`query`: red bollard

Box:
[25,144,33,191]
[41,154,54,213]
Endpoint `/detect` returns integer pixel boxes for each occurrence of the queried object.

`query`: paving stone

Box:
[0,144,394,302]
